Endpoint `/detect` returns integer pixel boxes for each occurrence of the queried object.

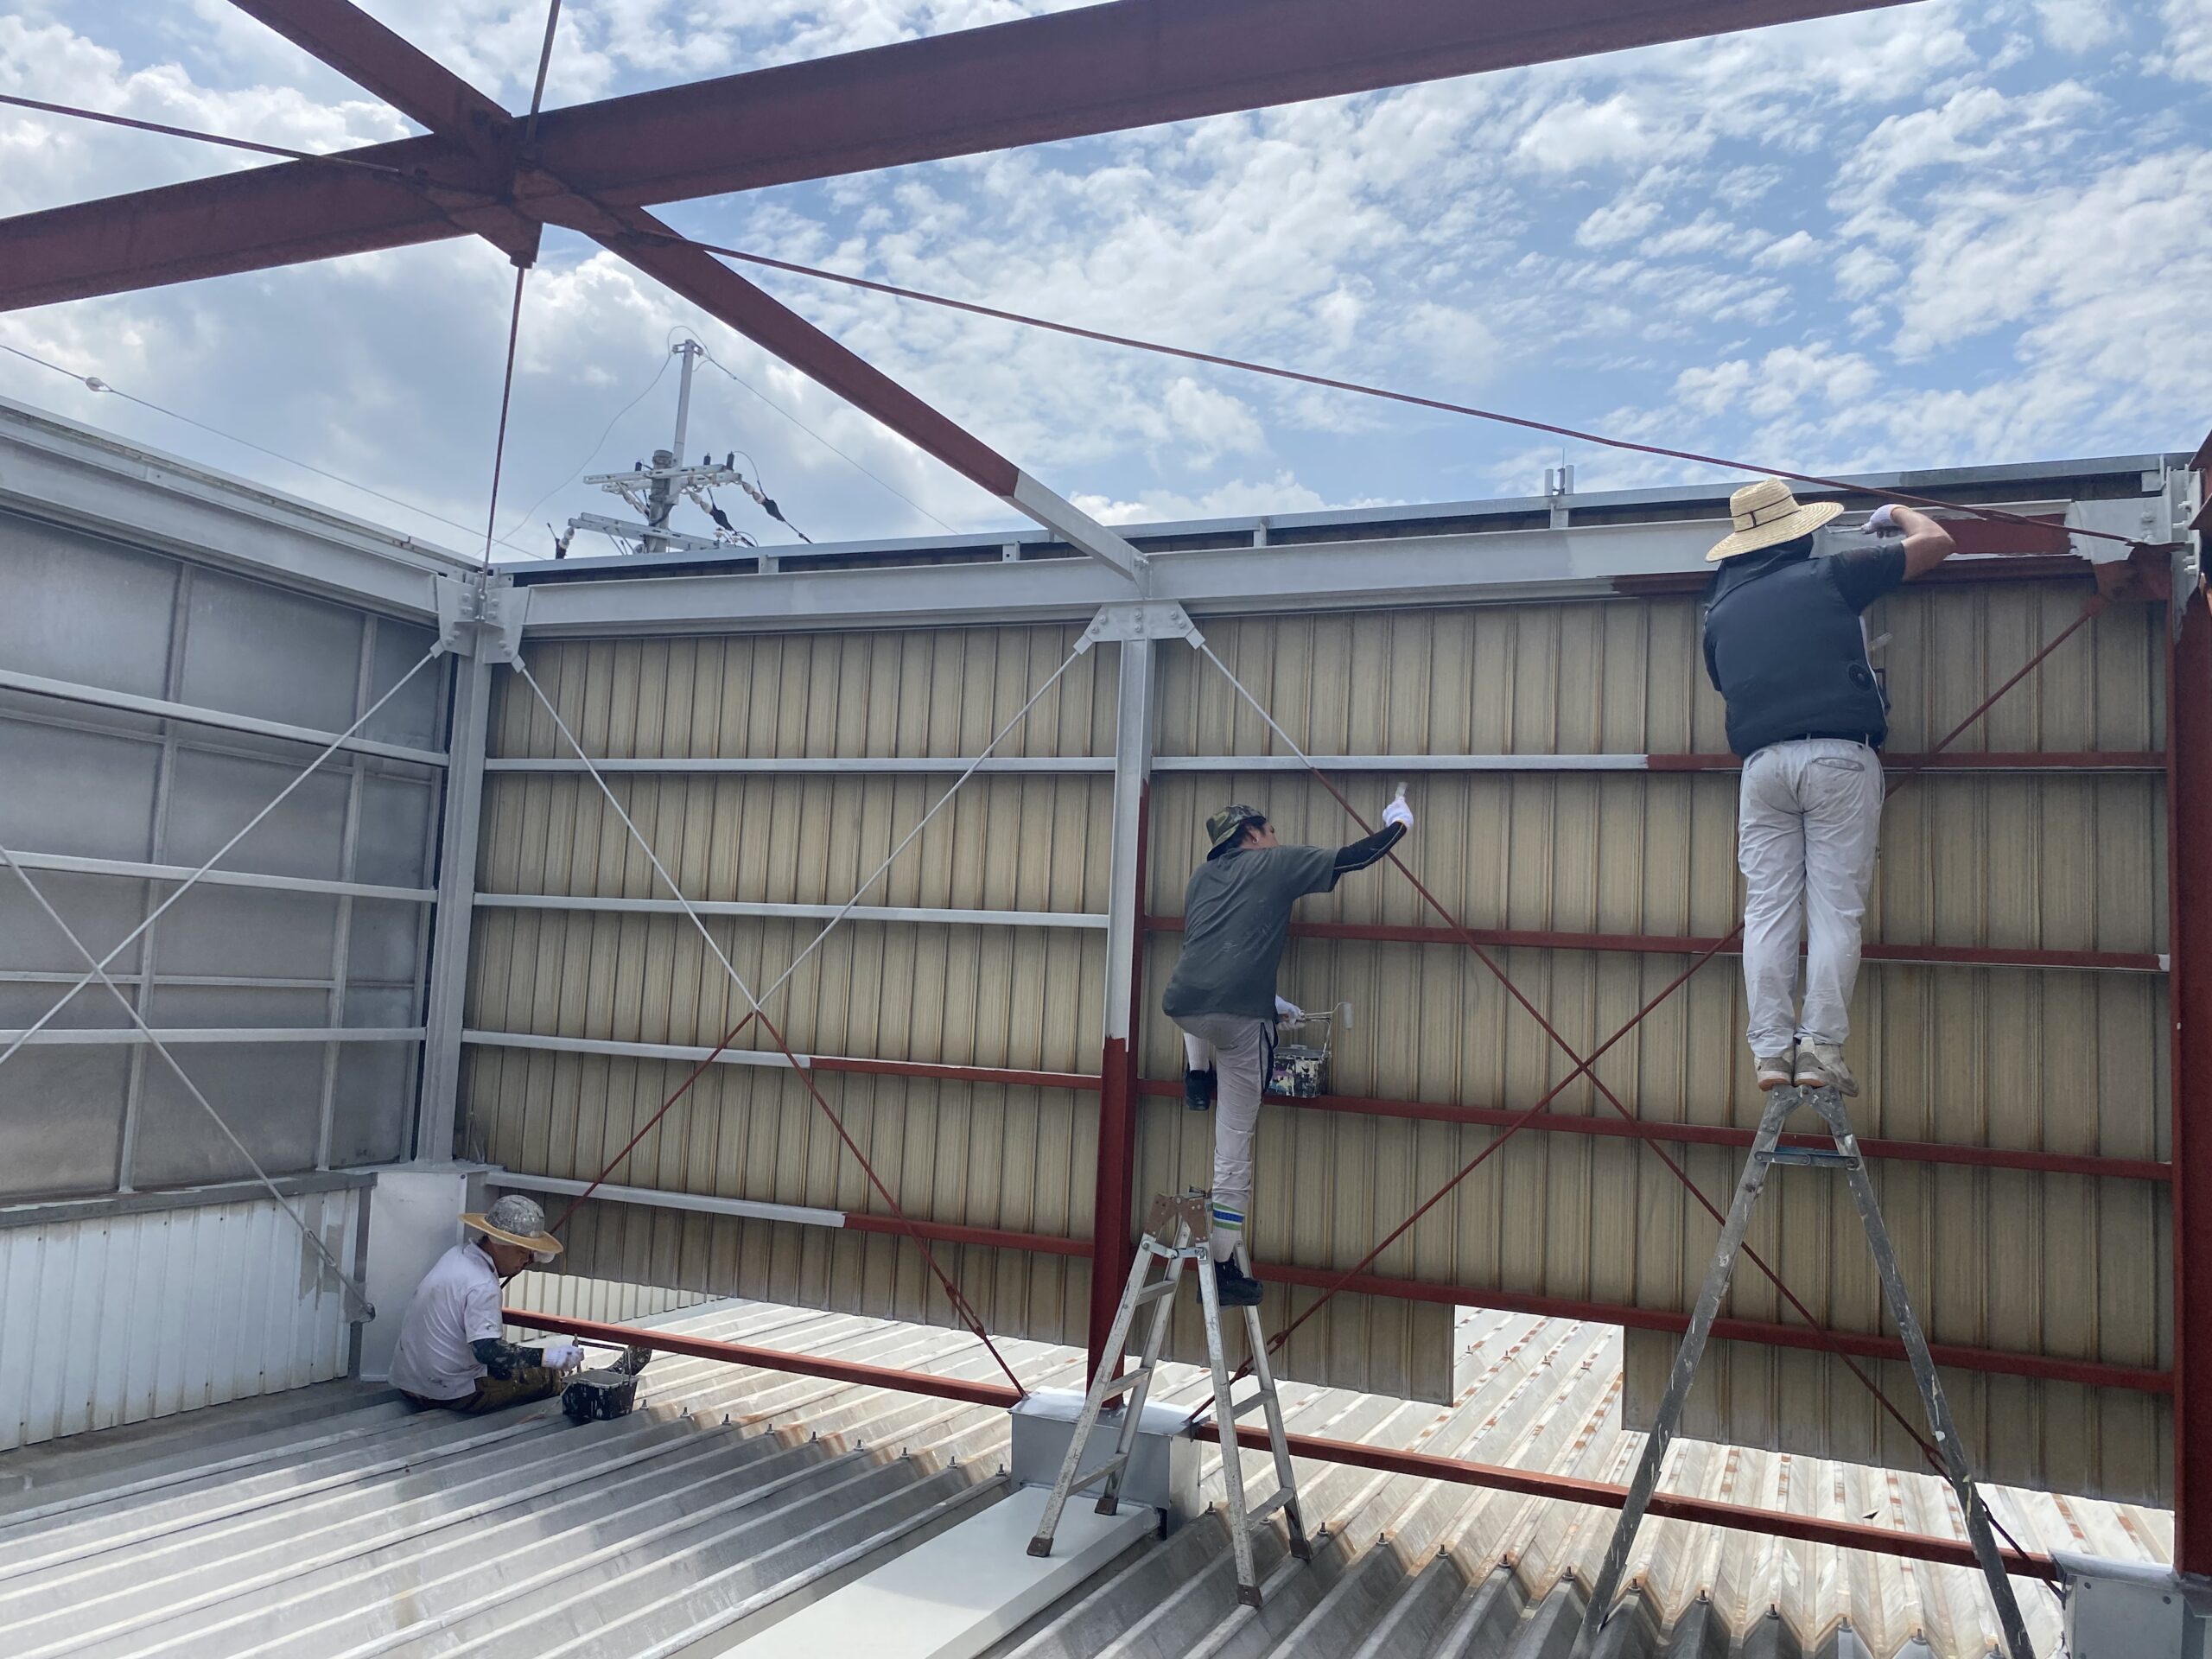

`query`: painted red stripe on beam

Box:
[841,1213,1088,1256]
[1200,1424,2060,1582]
[505,1307,2057,1579]
[809,1055,1101,1090]
[1145,915,2164,973]
[1135,1078,2173,1184]
[1260,1262,2171,1395]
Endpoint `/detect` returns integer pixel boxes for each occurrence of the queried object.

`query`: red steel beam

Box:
[530,0,1911,207]
[842,1212,1089,1256]
[1134,1077,2173,1184]
[506,1306,1025,1408]
[1260,1262,2170,1395]
[2168,595,2212,1575]
[505,1306,2057,1580]
[810,1055,1099,1091]
[1202,1423,2060,1581]
[1145,914,2165,974]
[2,0,1916,311]
[1642,750,2161,772]
[1090,783,1150,1373]
[227,0,512,139]
[538,1198,2170,1393]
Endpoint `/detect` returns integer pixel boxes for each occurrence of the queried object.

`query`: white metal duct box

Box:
[1009,1388,1199,1530]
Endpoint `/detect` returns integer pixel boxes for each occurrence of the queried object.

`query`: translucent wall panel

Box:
[0,1047,128,1199]
[180,569,365,734]
[0,512,177,696]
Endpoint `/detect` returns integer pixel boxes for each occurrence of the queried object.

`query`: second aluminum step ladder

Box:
[1573,1084,2035,1659]
[1027,1192,1311,1606]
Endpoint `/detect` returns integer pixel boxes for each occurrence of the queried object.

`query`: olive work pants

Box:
[403,1365,563,1414]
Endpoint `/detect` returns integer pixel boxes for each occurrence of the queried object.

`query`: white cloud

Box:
[1516,95,1706,173]
[1753,231,1821,269]
[1071,474,1331,524]
[2161,0,2212,84]
[2034,0,2123,53]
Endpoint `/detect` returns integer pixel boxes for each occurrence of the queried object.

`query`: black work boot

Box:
[1183,1066,1217,1112]
[1209,1255,1265,1308]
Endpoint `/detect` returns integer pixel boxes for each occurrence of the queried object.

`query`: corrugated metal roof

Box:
[0,1295,2171,1657]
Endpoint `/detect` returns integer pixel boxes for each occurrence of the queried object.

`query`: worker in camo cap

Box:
[388,1192,647,1412]
[1702,479,1955,1096]
[1161,793,1412,1306]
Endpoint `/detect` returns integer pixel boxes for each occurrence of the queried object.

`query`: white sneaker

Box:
[1794,1043,1858,1096]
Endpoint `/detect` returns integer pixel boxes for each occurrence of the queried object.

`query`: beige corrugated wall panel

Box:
[1146,588,2170,1499]
[462,625,1111,1355]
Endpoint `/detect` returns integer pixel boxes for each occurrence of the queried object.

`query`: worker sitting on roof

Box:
[388,1193,638,1413]
[1161,796,1412,1306]
[1702,479,1955,1096]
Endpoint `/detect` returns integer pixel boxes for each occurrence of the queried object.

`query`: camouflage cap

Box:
[1205,804,1266,852]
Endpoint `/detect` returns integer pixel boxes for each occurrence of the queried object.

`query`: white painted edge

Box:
[487,1169,845,1230]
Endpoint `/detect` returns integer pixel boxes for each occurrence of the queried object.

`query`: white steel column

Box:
[416,646,493,1160]
[1103,637,1155,1050]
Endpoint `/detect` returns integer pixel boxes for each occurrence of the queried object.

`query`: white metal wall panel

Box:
[0,1187,363,1450]
[1146,588,2171,1498]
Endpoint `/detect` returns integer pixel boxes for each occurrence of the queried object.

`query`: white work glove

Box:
[1864,504,1901,536]
[1274,995,1304,1020]
[1382,787,1414,832]
[542,1341,585,1370]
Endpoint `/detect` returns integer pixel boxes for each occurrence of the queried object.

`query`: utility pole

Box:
[643,340,704,556]
[569,338,753,558]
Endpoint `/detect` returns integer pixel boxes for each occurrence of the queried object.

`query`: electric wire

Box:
[0,843,375,1319]
[512,656,1042,1397]
[480,264,530,570]
[0,646,443,1077]
[0,91,416,175]
[493,349,675,552]
[0,340,494,550]
[1185,606,2107,1563]
[692,344,957,533]
[678,237,2139,548]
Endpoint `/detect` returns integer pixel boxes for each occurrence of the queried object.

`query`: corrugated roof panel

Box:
[3,1294,2169,1656]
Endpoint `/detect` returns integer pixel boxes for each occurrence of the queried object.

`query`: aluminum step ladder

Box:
[1027,1192,1312,1606]
[1573,1084,2034,1659]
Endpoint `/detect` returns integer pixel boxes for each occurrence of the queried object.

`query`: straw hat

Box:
[463,1192,563,1258]
[1705,477,1844,562]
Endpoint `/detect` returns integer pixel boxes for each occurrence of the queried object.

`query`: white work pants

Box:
[1737,738,1885,1055]
[1172,1012,1272,1262]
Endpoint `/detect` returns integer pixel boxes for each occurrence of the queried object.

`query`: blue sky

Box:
[1,1,2207,560]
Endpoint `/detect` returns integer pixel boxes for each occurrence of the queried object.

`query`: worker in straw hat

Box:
[388,1192,646,1412]
[1702,477,1955,1096]
[1161,793,1413,1306]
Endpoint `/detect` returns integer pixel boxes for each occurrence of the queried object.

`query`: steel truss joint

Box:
[1080,601,1201,652]
[435,571,528,662]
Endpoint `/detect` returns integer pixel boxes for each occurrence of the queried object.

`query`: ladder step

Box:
[1133,1280,1175,1306]
[1069,1452,1130,1492]
[1225,1387,1274,1420]
[1098,1365,1153,1401]
[1758,1147,1859,1167]
[1243,1487,1295,1529]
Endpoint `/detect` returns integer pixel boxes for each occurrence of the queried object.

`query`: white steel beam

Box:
[6,849,435,903]
[464,1028,807,1069]
[0,668,448,767]
[483,754,1113,774]
[417,649,493,1160]
[0,392,471,620]
[473,892,1107,930]
[515,518,1724,637]
[0,1027,425,1045]
[488,1169,844,1230]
